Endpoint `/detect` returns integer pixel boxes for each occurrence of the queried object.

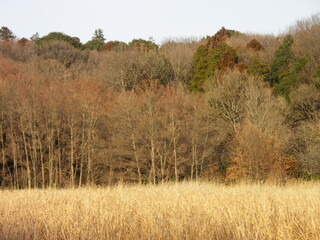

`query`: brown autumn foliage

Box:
[226,33,280,64]
[288,84,320,126]
[17,37,29,45]
[161,39,200,83]
[246,39,265,51]
[0,40,36,62]
[289,13,320,82]
[289,85,320,174]
[216,49,239,71]
[226,122,295,181]
[206,27,233,48]
[0,14,319,188]
[294,118,320,175]
[37,40,88,67]
[100,41,113,51]
[208,70,294,181]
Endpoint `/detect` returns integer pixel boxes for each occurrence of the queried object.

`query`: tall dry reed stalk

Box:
[0,182,319,240]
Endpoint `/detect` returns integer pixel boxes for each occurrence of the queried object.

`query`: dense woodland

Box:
[0,14,319,188]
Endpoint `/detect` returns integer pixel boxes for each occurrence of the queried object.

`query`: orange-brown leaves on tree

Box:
[100,41,113,52]
[215,45,248,75]
[226,122,294,182]
[246,39,265,51]
[226,123,275,181]
[100,41,129,52]
[64,78,109,114]
[226,156,243,181]
[206,27,232,49]
[216,48,238,72]
[269,156,297,180]
[17,38,29,46]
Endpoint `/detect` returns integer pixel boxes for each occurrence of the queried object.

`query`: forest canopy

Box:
[0,13,319,188]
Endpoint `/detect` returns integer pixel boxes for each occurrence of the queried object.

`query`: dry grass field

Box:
[0,182,319,240]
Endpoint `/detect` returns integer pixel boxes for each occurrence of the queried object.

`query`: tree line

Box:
[0,13,319,188]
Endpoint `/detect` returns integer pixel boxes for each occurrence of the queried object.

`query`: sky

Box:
[1,0,320,44]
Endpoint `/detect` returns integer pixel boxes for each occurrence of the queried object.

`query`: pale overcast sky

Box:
[0,0,319,44]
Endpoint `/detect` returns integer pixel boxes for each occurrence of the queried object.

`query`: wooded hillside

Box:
[0,14,319,188]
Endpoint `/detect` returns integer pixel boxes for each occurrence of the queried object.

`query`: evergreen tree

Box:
[0,26,15,41]
[270,35,295,86]
[189,28,243,92]
[248,57,270,81]
[128,38,158,51]
[189,41,239,92]
[189,46,214,91]
[92,29,106,42]
[36,32,82,49]
[83,39,104,51]
[270,35,307,100]
[30,32,40,42]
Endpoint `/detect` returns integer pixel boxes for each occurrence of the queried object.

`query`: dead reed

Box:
[0,182,319,240]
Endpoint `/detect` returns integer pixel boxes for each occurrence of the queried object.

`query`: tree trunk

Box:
[20,118,31,189]
[0,124,6,187]
[171,113,178,182]
[127,113,142,184]
[38,134,45,188]
[191,138,197,181]
[69,119,75,187]
[150,137,156,184]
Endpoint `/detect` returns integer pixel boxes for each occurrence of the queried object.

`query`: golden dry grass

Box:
[0,182,319,240]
